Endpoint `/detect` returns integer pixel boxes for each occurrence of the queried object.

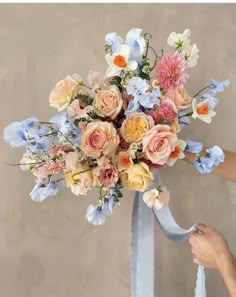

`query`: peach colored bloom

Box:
[67,99,93,119]
[120,162,154,192]
[33,161,65,181]
[142,124,178,165]
[156,53,189,94]
[117,151,133,171]
[87,70,111,91]
[166,87,191,110]
[80,121,120,158]
[120,112,154,143]
[49,75,80,111]
[94,85,123,119]
[65,151,81,172]
[170,118,181,134]
[99,163,118,188]
[143,187,170,210]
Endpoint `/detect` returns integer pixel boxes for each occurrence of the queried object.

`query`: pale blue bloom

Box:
[206,146,225,166]
[50,112,81,144]
[209,79,230,95]
[179,116,191,128]
[126,77,149,97]
[185,140,203,154]
[124,99,140,116]
[125,28,146,64]
[201,93,219,110]
[30,181,59,202]
[138,88,161,109]
[105,32,123,53]
[194,157,213,174]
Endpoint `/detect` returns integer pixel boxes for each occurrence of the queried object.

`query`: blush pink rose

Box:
[94,85,123,119]
[99,163,118,188]
[67,99,93,119]
[80,121,120,158]
[142,124,178,165]
[165,87,191,110]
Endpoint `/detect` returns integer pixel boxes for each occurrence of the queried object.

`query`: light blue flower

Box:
[206,146,225,166]
[126,77,149,97]
[209,79,230,95]
[4,117,49,151]
[86,205,107,226]
[185,140,203,154]
[179,116,191,128]
[125,28,146,64]
[124,99,140,116]
[138,88,161,109]
[105,32,123,53]
[30,181,59,202]
[194,157,213,174]
[201,93,219,110]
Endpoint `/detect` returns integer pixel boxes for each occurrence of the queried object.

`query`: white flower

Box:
[192,98,216,124]
[166,139,186,167]
[143,187,170,210]
[125,28,146,63]
[167,29,191,49]
[182,43,199,68]
[105,44,138,77]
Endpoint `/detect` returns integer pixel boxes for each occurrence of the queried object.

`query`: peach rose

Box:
[120,112,154,143]
[80,121,120,158]
[166,87,191,110]
[49,75,82,111]
[99,163,118,188]
[94,85,123,119]
[120,162,154,192]
[67,99,93,119]
[142,124,178,165]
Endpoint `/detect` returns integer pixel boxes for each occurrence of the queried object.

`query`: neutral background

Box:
[0,3,236,297]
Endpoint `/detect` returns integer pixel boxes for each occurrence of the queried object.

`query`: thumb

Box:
[195,222,208,233]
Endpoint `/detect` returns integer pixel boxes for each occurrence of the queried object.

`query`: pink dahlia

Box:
[156,53,189,94]
[146,102,177,125]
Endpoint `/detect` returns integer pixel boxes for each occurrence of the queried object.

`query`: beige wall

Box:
[0,3,236,297]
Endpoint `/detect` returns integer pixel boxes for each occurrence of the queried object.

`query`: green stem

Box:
[193,86,209,98]
[72,168,95,179]
[38,121,53,125]
[179,112,193,118]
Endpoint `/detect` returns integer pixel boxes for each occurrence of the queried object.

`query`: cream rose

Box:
[142,124,178,165]
[120,112,154,143]
[166,87,191,110]
[49,74,81,111]
[93,85,123,119]
[120,162,154,192]
[80,121,120,158]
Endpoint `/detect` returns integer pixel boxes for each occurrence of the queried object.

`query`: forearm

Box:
[218,252,236,297]
[183,149,236,183]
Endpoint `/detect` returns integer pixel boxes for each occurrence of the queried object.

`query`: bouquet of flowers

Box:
[4,28,229,226]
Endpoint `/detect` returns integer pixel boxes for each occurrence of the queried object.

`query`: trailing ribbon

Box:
[131,171,206,297]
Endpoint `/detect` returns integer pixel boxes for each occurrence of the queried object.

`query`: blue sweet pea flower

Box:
[194,157,213,174]
[179,116,191,128]
[201,93,219,110]
[30,181,59,202]
[105,32,123,53]
[185,140,203,154]
[206,146,225,166]
[126,77,149,97]
[86,205,107,226]
[138,88,160,109]
[125,28,146,64]
[124,99,140,116]
[209,79,230,95]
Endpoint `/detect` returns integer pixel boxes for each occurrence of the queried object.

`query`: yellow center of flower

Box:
[124,117,148,143]
[113,55,127,68]
[197,104,209,115]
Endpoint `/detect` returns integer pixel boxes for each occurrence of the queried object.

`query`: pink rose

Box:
[142,124,178,165]
[67,99,93,119]
[99,163,118,188]
[80,121,120,158]
[165,87,191,110]
[94,85,123,119]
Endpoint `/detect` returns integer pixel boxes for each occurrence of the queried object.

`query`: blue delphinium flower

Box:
[209,79,230,95]
[105,32,123,53]
[185,140,203,154]
[125,28,146,64]
[30,180,59,202]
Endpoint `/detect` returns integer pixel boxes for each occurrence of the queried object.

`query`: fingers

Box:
[195,222,209,233]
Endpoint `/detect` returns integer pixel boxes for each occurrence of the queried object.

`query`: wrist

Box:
[217,250,236,277]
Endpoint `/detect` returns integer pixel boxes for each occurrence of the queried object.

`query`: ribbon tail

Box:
[195,265,206,297]
[131,191,154,297]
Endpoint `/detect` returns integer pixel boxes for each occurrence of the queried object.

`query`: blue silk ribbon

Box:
[131,176,206,297]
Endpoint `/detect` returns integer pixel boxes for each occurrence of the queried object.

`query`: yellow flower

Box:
[120,162,154,192]
[120,112,154,143]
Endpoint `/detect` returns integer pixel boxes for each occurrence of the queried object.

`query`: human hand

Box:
[189,223,232,270]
